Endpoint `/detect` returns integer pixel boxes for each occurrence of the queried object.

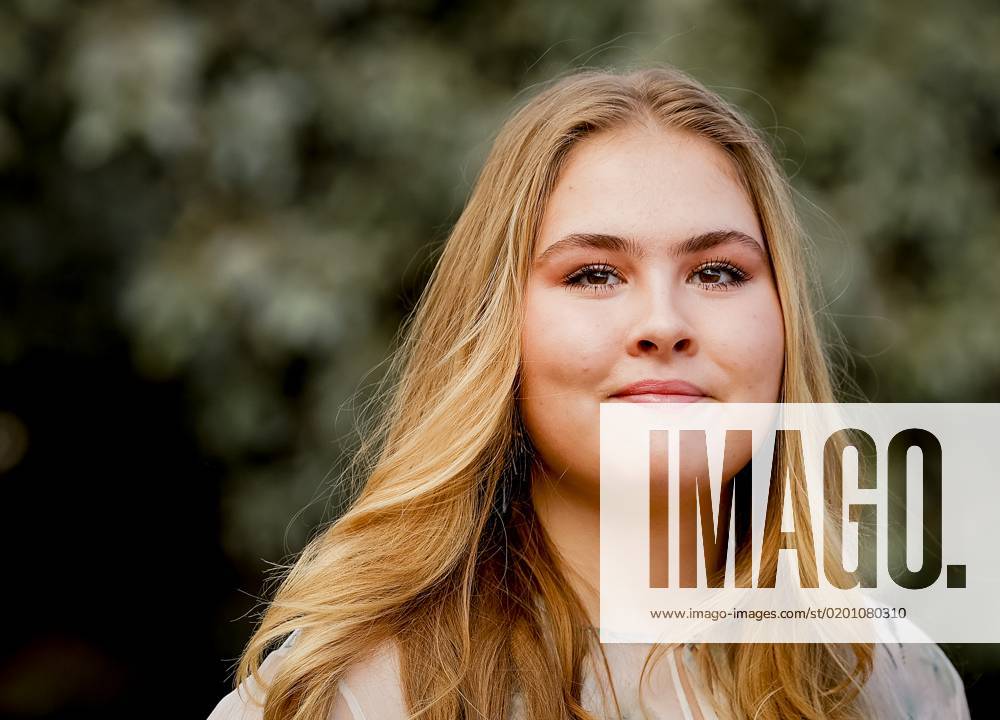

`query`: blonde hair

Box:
[234,65,872,720]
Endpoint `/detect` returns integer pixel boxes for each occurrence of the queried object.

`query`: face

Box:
[519,124,785,490]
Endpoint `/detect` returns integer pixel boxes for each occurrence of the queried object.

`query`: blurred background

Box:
[0,0,997,717]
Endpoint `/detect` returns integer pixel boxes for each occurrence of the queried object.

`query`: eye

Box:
[563,263,624,293]
[688,259,751,291]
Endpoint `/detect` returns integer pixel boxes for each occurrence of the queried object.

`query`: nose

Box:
[625,284,696,358]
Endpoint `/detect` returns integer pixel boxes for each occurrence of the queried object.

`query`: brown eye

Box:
[563,264,624,292]
[581,270,619,285]
[688,260,750,290]
[697,267,725,284]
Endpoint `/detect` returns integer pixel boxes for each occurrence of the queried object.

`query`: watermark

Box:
[599,403,1000,644]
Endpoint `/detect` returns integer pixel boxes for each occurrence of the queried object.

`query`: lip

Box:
[608,379,709,403]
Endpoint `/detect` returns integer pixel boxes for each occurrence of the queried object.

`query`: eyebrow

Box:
[534,229,768,266]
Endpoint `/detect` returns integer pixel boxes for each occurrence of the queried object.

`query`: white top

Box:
[207,619,970,719]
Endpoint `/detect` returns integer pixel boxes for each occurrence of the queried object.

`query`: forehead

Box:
[535,124,763,257]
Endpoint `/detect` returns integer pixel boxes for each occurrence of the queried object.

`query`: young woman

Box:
[208,66,970,720]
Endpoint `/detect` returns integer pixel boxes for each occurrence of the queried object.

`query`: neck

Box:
[529,466,726,626]
[530,469,602,627]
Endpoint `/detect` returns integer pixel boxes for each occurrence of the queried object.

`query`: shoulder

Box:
[333,636,409,719]
[858,615,970,719]
[206,630,410,720]
[206,630,302,720]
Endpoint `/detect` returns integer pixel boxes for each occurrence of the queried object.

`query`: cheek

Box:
[519,290,618,394]
[700,288,785,399]
[518,287,619,478]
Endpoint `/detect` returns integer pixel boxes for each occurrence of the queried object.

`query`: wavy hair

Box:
[233,65,873,720]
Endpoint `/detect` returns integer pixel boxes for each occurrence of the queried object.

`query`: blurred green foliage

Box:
[1,0,998,686]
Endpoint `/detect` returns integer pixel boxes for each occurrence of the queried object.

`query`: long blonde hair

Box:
[234,65,872,720]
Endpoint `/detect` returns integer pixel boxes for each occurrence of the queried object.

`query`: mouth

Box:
[608,393,708,403]
[607,379,710,403]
